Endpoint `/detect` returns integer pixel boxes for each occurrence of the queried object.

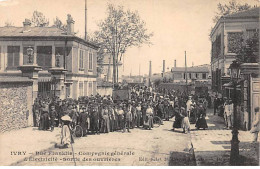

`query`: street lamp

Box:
[26,47,34,64]
[229,60,241,165]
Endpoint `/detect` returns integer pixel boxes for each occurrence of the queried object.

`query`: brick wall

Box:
[0,82,32,133]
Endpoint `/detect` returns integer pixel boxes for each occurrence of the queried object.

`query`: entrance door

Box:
[250,77,260,128]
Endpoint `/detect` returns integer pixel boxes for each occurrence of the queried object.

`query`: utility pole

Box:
[139,63,141,82]
[185,51,188,94]
[84,0,87,40]
[149,61,152,87]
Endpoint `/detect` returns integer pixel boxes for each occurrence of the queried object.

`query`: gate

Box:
[38,77,55,99]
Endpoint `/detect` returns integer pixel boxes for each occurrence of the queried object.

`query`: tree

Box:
[213,0,252,23]
[236,31,259,63]
[52,17,67,31]
[94,4,153,85]
[31,10,49,27]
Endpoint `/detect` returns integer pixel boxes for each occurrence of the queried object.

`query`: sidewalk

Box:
[190,109,259,166]
[0,127,61,166]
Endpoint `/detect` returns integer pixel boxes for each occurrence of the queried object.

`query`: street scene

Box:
[0,0,259,166]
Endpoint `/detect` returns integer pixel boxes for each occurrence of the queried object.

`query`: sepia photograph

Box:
[0,0,259,166]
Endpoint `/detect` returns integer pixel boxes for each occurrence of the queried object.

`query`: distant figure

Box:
[195,104,208,130]
[250,107,260,143]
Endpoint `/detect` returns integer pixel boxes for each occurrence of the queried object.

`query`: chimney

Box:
[163,60,165,73]
[67,14,75,35]
[174,59,177,67]
[23,19,31,31]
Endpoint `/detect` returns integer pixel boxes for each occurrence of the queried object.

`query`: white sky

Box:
[0,0,258,76]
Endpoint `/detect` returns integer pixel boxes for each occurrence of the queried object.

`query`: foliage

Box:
[213,0,252,23]
[236,31,259,63]
[52,17,67,31]
[31,10,49,27]
[94,4,153,83]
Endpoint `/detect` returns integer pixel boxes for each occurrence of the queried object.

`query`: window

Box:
[189,73,191,79]
[227,32,243,53]
[79,82,84,96]
[37,46,52,69]
[23,47,34,65]
[88,52,93,70]
[195,73,198,79]
[246,29,259,39]
[79,50,84,70]
[55,47,71,68]
[7,46,20,69]
[202,73,207,79]
[183,73,186,79]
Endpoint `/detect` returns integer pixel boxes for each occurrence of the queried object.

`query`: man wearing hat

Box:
[78,106,88,136]
[49,105,58,132]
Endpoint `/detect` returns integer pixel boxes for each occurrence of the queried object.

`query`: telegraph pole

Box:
[84,0,87,40]
[185,51,188,94]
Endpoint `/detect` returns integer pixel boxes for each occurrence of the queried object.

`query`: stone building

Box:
[0,15,99,132]
[210,7,259,94]
[0,15,99,100]
[210,7,260,130]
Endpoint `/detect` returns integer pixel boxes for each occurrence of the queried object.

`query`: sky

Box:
[0,0,259,76]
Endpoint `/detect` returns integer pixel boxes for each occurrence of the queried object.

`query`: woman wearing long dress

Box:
[173,106,183,130]
[195,104,208,130]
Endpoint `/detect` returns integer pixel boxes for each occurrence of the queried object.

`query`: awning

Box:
[38,76,52,82]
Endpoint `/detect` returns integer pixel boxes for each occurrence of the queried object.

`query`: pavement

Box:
[0,108,258,166]
[190,109,259,166]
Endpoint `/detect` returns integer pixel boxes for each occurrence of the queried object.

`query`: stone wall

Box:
[0,82,32,133]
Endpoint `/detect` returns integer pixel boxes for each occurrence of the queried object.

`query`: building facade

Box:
[210,7,259,94]
[0,15,99,100]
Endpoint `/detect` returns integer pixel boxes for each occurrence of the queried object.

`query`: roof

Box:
[210,7,260,37]
[223,7,260,19]
[171,66,209,72]
[0,26,99,49]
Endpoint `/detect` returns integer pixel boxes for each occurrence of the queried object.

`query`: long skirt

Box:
[61,125,71,145]
[39,113,49,130]
[182,117,191,131]
[173,117,183,128]
[195,117,208,129]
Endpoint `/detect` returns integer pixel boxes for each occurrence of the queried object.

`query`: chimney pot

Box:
[174,60,177,68]
[67,14,75,35]
[23,19,31,27]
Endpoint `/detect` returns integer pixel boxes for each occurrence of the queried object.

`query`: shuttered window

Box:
[79,50,84,70]
[7,46,20,69]
[88,52,93,70]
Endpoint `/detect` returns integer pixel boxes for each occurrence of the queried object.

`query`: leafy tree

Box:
[52,17,67,31]
[94,4,153,85]
[31,10,49,27]
[213,0,252,23]
[236,31,259,63]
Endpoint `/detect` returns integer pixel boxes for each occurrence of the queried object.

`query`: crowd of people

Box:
[33,85,210,147]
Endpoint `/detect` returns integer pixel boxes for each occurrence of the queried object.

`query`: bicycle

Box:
[70,123,83,138]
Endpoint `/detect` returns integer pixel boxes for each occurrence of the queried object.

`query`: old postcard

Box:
[0,0,259,166]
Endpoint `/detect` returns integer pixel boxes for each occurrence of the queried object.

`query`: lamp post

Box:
[229,60,241,165]
[26,47,34,64]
